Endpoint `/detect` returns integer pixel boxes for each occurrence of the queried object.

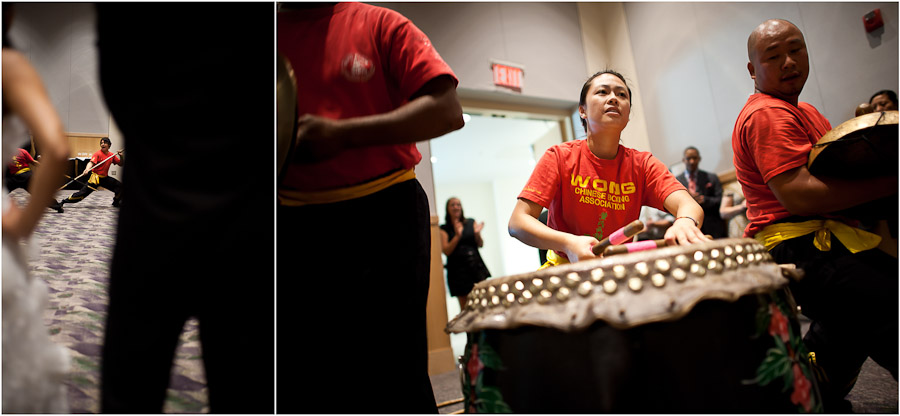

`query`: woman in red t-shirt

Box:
[509,70,707,265]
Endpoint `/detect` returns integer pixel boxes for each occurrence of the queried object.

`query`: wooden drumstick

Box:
[591,220,644,256]
[603,239,666,256]
[603,235,715,257]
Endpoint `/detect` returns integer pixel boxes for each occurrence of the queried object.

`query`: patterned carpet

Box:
[10,189,209,413]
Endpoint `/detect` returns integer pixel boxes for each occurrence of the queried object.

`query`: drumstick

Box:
[603,239,666,256]
[603,235,715,257]
[591,220,645,256]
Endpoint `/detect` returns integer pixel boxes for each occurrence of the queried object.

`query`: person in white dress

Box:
[2,5,72,411]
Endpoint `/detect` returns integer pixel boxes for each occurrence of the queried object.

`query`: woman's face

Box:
[579,73,631,133]
[448,199,462,219]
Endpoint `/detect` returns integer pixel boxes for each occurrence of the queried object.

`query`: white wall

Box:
[375,2,589,103]
[624,2,899,172]
[577,3,653,153]
[7,3,109,135]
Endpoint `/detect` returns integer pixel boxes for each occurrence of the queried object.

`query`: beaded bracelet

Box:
[675,216,699,227]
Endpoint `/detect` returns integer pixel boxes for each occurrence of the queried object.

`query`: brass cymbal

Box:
[808,110,898,179]
[277,54,298,181]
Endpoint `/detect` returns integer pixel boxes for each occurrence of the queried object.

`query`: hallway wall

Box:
[377,2,589,105]
[6,3,108,135]
[624,2,900,173]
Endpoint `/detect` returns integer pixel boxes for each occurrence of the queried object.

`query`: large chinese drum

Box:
[447,238,822,413]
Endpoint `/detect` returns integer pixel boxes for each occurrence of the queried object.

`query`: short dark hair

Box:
[683,146,699,156]
[100,137,111,146]
[578,69,632,133]
[869,90,898,106]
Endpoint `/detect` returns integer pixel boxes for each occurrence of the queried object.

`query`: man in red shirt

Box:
[278,3,464,413]
[732,19,897,411]
[6,148,64,212]
[60,137,122,207]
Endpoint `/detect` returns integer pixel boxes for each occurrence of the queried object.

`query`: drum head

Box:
[808,110,898,179]
[447,238,789,333]
[276,54,298,181]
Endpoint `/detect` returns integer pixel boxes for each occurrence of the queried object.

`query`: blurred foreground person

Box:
[2,3,71,412]
[95,4,274,413]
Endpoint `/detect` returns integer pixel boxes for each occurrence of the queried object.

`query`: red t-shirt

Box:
[519,141,685,247]
[91,150,121,176]
[732,93,832,237]
[9,148,36,174]
[277,3,458,192]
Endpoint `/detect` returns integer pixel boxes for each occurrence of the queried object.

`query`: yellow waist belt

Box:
[88,172,104,186]
[15,167,31,175]
[278,168,416,206]
[538,249,570,270]
[754,219,881,254]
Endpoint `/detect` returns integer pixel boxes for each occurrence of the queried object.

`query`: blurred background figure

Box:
[94,4,274,413]
[719,189,749,238]
[638,206,674,241]
[676,146,726,238]
[870,89,898,112]
[440,197,491,309]
[5,147,64,212]
[2,3,71,412]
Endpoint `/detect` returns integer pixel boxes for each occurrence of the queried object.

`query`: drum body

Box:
[449,239,821,413]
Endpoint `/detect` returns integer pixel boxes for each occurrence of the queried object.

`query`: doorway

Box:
[430,105,574,360]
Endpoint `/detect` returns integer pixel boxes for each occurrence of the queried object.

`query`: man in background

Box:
[676,146,725,238]
[869,89,897,112]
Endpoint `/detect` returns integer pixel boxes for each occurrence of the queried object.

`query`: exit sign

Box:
[492,61,524,90]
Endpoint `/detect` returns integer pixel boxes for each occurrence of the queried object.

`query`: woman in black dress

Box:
[440,197,491,309]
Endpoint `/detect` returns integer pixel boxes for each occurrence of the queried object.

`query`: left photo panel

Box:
[2,3,275,413]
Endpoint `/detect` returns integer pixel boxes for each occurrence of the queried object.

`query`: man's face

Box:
[871,93,897,112]
[683,149,700,173]
[748,21,809,103]
[100,140,110,152]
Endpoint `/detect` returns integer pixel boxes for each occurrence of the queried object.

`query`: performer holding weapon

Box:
[60,137,123,207]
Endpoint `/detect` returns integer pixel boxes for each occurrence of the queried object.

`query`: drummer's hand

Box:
[294,114,344,164]
[562,234,601,263]
[473,221,484,235]
[664,217,708,246]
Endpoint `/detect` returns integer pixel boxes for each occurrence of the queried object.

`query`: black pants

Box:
[770,233,898,409]
[5,170,63,210]
[63,174,122,206]
[96,4,274,412]
[277,179,437,414]
[101,207,274,413]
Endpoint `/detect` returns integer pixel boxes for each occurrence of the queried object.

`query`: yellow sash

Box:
[538,249,570,270]
[755,219,882,254]
[14,167,31,175]
[278,169,416,206]
[88,172,103,186]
